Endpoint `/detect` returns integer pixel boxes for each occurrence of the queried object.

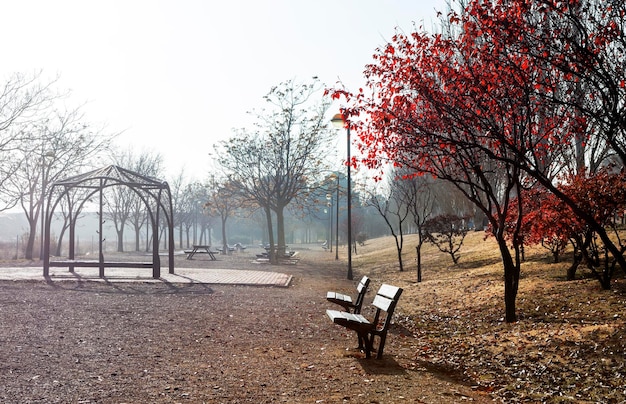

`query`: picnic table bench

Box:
[185,245,217,260]
[255,250,300,264]
[326,275,370,314]
[278,251,299,264]
[327,283,403,359]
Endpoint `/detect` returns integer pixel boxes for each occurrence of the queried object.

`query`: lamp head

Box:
[330,113,345,129]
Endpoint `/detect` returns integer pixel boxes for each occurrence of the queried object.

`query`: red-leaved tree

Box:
[329,0,625,322]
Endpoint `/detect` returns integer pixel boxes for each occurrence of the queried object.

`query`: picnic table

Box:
[185,245,217,260]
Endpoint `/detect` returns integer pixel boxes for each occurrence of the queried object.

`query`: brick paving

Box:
[0,266,293,287]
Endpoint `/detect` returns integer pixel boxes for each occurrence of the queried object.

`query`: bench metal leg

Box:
[357,333,366,353]
[356,331,375,358]
[375,334,387,359]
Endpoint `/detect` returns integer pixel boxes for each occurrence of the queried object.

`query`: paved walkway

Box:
[0,266,293,287]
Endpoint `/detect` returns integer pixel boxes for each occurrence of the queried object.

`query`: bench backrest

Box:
[371,284,403,333]
[353,276,371,314]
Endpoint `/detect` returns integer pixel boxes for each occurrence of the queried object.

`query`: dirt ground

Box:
[0,245,493,404]
[1,238,624,403]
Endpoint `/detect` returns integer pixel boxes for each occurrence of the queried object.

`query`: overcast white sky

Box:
[1,0,448,180]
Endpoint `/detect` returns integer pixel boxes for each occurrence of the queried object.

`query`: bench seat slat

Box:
[326,292,352,304]
[326,309,369,324]
[326,309,373,333]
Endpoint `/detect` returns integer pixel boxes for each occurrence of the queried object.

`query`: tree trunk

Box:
[145,223,150,252]
[276,206,286,257]
[199,227,206,245]
[416,241,423,283]
[594,226,626,280]
[548,184,626,281]
[568,230,596,283]
[264,206,276,264]
[395,241,404,272]
[221,216,229,255]
[116,229,124,252]
[55,223,69,256]
[134,225,141,251]
[25,218,37,260]
[496,236,520,323]
[567,252,582,281]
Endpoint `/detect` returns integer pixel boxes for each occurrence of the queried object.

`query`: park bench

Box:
[215,245,236,254]
[326,275,370,314]
[326,283,403,359]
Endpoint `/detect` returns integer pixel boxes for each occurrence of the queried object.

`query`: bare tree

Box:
[105,148,163,252]
[204,178,247,255]
[169,168,197,249]
[403,174,436,282]
[177,183,198,249]
[7,106,111,260]
[0,72,59,211]
[52,186,94,256]
[215,78,335,263]
[127,151,164,251]
[364,176,412,272]
[175,181,213,249]
[423,214,470,265]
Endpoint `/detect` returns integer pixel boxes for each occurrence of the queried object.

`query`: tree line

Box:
[0,74,391,263]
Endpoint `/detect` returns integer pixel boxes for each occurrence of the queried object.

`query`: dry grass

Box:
[350,231,626,402]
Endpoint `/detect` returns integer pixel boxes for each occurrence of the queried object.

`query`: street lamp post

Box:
[333,174,339,260]
[327,172,340,260]
[331,113,353,280]
[326,194,332,253]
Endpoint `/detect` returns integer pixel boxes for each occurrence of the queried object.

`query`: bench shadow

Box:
[357,355,407,376]
[339,348,406,376]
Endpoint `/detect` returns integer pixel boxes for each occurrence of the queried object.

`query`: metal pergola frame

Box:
[42,165,175,278]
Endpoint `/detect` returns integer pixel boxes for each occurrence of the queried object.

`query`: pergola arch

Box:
[42,165,175,278]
